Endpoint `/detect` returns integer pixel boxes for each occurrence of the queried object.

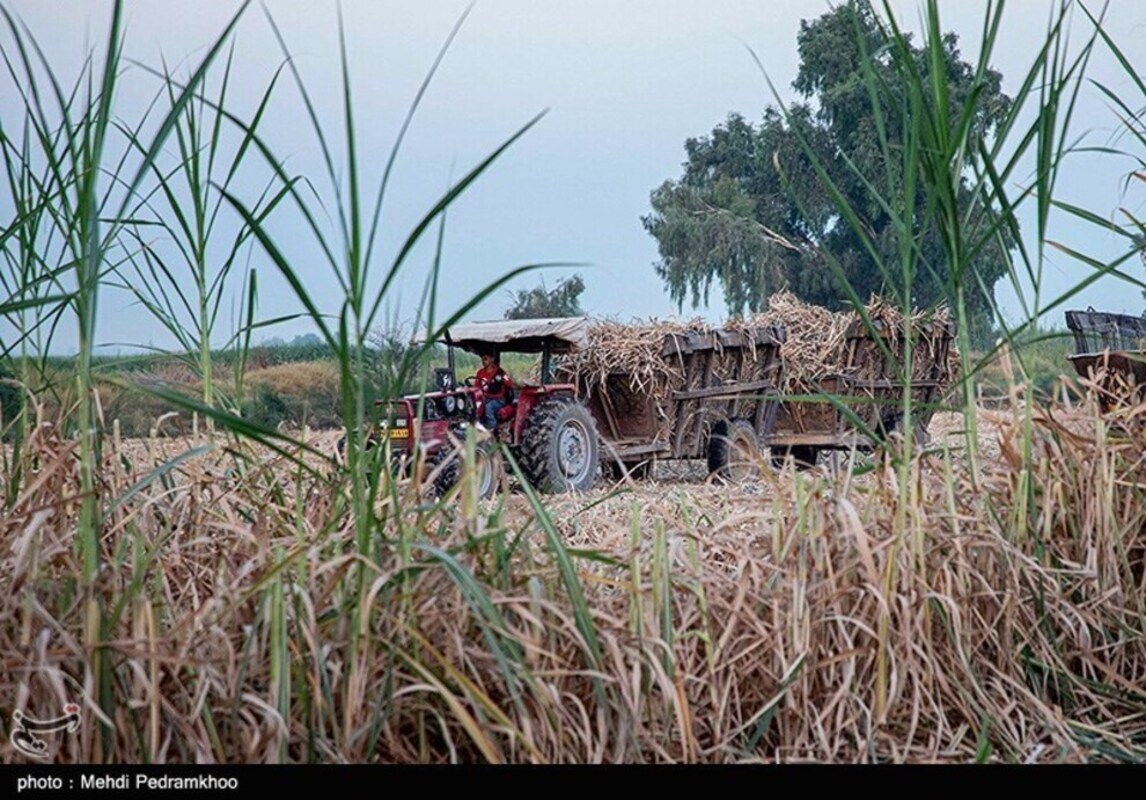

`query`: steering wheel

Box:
[464,376,477,388]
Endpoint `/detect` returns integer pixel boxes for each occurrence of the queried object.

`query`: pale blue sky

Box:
[3,1,1145,352]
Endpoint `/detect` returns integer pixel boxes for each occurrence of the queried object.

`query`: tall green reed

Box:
[755,0,1146,745]
[175,3,581,754]
[1050,4,1146,295]
[0,120,73,350]
[211,4,546,518]
[0,0,250,548]
[0,0,251,757]
[0,106,74,460]
[755,1,1104,478]
[114,48,288,416]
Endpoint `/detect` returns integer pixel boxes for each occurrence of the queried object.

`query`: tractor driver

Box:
[474,350,514,430]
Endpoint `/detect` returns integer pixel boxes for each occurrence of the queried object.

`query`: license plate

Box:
[389,428,409,439]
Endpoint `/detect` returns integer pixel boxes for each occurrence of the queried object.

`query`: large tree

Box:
[504,274,586,320]
[643,2,1012,338]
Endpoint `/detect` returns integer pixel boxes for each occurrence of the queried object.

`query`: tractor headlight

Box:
[443,395,457,415]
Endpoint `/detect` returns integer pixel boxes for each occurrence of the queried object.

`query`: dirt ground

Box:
[2,404,1028,499]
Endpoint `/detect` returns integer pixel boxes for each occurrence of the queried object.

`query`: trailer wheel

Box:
[521,396,600,493]
[606,460,652,482]
[771,445,819,470]
[877,410,932,452]
[429,441,501,500]
[912,421,931,448]
[708,419,763,482]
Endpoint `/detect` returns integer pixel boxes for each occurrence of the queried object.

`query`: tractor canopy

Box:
[426,317,591,355]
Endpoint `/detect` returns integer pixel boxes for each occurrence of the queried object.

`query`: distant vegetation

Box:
[9,332,541,437]
[504,273,586,320]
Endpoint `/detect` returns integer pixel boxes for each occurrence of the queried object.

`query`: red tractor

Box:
[359,317,601,498]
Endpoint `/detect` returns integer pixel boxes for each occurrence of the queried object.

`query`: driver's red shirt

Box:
[476,365,513,400]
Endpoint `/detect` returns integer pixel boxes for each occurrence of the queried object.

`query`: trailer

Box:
[763,316,959,467]
[577,324,787,479]
[572,311,957,481]
[1065,308,1146,413]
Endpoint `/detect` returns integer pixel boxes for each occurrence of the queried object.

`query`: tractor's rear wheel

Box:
[708,419,763,483]
[520,396,600,493]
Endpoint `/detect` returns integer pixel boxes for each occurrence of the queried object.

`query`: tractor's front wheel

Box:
[336,431,402,487]
[520,396,600,493]
[429,441,502,500]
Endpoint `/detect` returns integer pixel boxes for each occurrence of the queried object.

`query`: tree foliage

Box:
[504,274,586,319]
[643,2,1013,338]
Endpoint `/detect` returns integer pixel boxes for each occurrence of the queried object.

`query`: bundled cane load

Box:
[557,292,957,443]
